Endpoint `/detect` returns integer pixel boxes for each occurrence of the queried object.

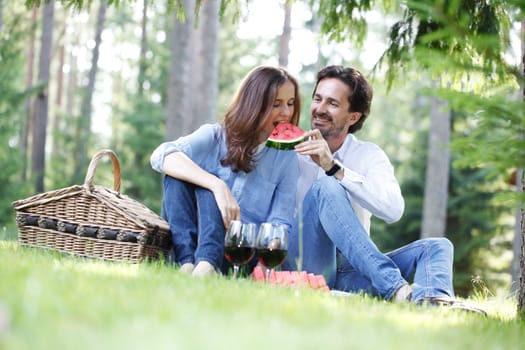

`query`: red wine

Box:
[256,248,287,269]
[225,246,255,265]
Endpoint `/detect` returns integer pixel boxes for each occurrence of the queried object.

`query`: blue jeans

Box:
[284,176,455,301]
[162,176,225,270]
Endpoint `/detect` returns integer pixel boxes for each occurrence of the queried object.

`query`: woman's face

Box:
[259,80,296,142]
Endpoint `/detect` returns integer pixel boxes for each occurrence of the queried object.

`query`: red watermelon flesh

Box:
[251,265,329,291]
[266,122,306,150]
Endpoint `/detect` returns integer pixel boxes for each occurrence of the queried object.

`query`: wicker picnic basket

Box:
[12,149,172,263]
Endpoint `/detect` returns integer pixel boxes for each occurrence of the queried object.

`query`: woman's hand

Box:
[212,178,241,228]
[294,129,334,171]
[163,152,241,228]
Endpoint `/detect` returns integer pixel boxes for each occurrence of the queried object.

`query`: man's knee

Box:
[309,176,346,201]
[425,237,454,256]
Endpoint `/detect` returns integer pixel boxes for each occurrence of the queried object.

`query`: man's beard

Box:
[312,113,346,139]
[320,125,346,139]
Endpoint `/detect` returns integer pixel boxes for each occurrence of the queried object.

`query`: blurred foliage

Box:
[116,97,165,212]
[372,122,512,296]
[309,0,373,45]
[0,16,33,225]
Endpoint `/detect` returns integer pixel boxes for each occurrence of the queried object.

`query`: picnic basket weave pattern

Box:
[12,149,172,262]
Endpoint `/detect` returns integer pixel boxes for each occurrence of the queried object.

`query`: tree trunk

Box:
[73,0,107,183]
[52,20,66,156]
[54,22,65,110]
[518,169,525,315]
[421,81,451,238]
[165,0,193,141]
[32,0,55,193]
[518,16,525,318]
[278,0,292,68]
[129,0,149,166]
[22,6,38,182]
[66,30,78,118]
[193,0,220,128]
[511,169,523,291]
[186,4,199,134]
[138,0,147,97]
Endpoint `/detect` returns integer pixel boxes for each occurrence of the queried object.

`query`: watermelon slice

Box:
[251,266,329,291]
[266,122,306,150]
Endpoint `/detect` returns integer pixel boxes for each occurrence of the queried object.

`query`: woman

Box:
[150,66,301,277]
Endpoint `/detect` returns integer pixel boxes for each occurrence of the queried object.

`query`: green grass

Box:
[0,234,523,350]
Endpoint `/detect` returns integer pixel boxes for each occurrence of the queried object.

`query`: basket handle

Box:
[83,149,121,192]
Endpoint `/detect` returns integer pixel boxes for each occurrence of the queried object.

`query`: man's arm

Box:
[295,129,404,223]
[336,152,404,223]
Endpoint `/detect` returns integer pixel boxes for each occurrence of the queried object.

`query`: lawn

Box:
[0,227,523,350]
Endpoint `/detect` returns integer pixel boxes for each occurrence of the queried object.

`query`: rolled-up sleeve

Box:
[337,147,405,224]
[150,124,218,174]
[150,141,187,173]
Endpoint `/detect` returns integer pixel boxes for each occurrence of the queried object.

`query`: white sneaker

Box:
[393,284,413,303]
[448,301,487,316]
[179,263,195,273]
[419,296,487,316]
[192,261,216,277]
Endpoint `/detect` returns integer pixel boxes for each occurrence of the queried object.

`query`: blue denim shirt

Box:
[150,123,298,228]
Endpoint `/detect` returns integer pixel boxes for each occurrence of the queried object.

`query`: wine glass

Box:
[255,222,288,284]
[224,221,256,279]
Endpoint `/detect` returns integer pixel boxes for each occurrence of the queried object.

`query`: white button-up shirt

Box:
[296,133,404,234]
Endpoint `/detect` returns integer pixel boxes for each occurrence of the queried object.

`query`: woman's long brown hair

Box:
[221,66,301,173]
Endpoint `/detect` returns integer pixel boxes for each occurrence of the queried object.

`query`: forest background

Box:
[0,0,524,305]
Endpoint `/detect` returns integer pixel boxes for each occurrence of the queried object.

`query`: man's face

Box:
[310,78,359,140]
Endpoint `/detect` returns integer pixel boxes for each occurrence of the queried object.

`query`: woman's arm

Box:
[163,152,240,227]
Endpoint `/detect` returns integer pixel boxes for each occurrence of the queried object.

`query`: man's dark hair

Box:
[314,65,373,134]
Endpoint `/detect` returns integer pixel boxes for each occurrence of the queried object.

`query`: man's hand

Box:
[295,129,334,171]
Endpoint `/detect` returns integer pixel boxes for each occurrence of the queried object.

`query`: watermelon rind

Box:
[266,121,306,150]
[266,136,305,150]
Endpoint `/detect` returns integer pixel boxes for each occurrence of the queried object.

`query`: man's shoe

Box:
[418,296,455,306]
[418,296,487,316]
[448,301,487,316]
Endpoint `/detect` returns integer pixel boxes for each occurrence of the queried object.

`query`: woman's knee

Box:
[195,186,214,200]
[163,175,183,194]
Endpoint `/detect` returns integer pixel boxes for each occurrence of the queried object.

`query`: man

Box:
[284,65,485,314]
